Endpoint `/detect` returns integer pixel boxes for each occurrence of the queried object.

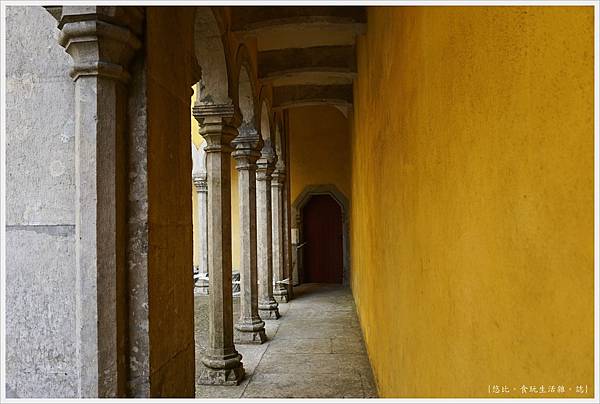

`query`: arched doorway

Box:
[292,184,350,285]
[302,194,344,284]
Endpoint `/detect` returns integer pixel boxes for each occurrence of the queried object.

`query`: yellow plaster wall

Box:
[351,6,594,398]
[289,105,351,204]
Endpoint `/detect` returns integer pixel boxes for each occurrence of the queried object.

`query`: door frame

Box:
[292,184,350,285]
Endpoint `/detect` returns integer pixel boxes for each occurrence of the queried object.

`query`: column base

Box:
[234,319,268,344]
[198,364,245,386]
[198,351,245,386]
[234,328,268,344]
[258,298,280,319]
[273,289,289,303]
[259,306,280,319]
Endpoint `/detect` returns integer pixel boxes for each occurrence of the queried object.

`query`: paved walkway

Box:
[194,283,378,398]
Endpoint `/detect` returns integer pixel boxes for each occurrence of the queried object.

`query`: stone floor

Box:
[194,283,378,398]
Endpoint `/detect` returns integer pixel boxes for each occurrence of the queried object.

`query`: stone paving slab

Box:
[256,352,371,374]
[275,323,363,339]
[331,336,368,354]
[241,371,365,398]
[194,283,378,398]
[266,337,332,354]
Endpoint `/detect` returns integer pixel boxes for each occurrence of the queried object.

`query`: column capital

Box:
[193,103,241,128]
[193,174,208,192]
[271,164,286,186]
[57,7,143,82]
[256,140,277,181]
[232,125,262,169]
[196,104,238,154]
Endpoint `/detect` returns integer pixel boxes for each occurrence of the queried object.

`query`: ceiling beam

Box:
[272,84,353,109]
[230,7,366,31]
[259,45,356,80]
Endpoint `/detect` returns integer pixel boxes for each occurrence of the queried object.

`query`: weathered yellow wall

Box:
[351,7,594,398]
[289,105,351,204]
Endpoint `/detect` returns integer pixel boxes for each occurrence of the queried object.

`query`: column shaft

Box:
[256,142,280,319]
[76,76,123,397]
[58,10,142,396]
[193,175,209,276]
[272,168,289,302]
[282,180,294,300]
[195,106,244,385]
[232,132,267,344]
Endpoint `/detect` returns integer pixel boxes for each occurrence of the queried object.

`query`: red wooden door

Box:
[302,194,343,283]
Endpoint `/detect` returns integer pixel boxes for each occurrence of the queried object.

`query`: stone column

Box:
[57,7,142,397]
[194,104,244,385]
[193,175,208,273]
[272,163,289,302]
[232,127,267,344]
[192,140,208,277]
[282,179,294,300]
[256,141,280,319]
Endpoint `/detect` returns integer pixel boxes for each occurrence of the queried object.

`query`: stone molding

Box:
[193,175,208,192]
[57,8,143,82]
[232,129,263,169]
[256,139,277,179]
[193,103,239,125]
[271,166,286,187]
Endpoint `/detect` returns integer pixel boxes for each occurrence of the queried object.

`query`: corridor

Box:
[195,284,378,398]
[4,4,595,399]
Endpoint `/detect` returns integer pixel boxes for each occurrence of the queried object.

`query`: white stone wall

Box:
[5,6,79,397]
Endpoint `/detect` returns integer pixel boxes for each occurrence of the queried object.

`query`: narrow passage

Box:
[195,283,377,398]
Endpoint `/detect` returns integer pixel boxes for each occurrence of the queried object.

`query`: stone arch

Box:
[191,139,207,177]
[260,101,272,141]
[272,112,285,169]
[292,184,351,286]
[258,86,275,143]
[234,44,259,135]
[194,7,232,106]
[258,99,276,162]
